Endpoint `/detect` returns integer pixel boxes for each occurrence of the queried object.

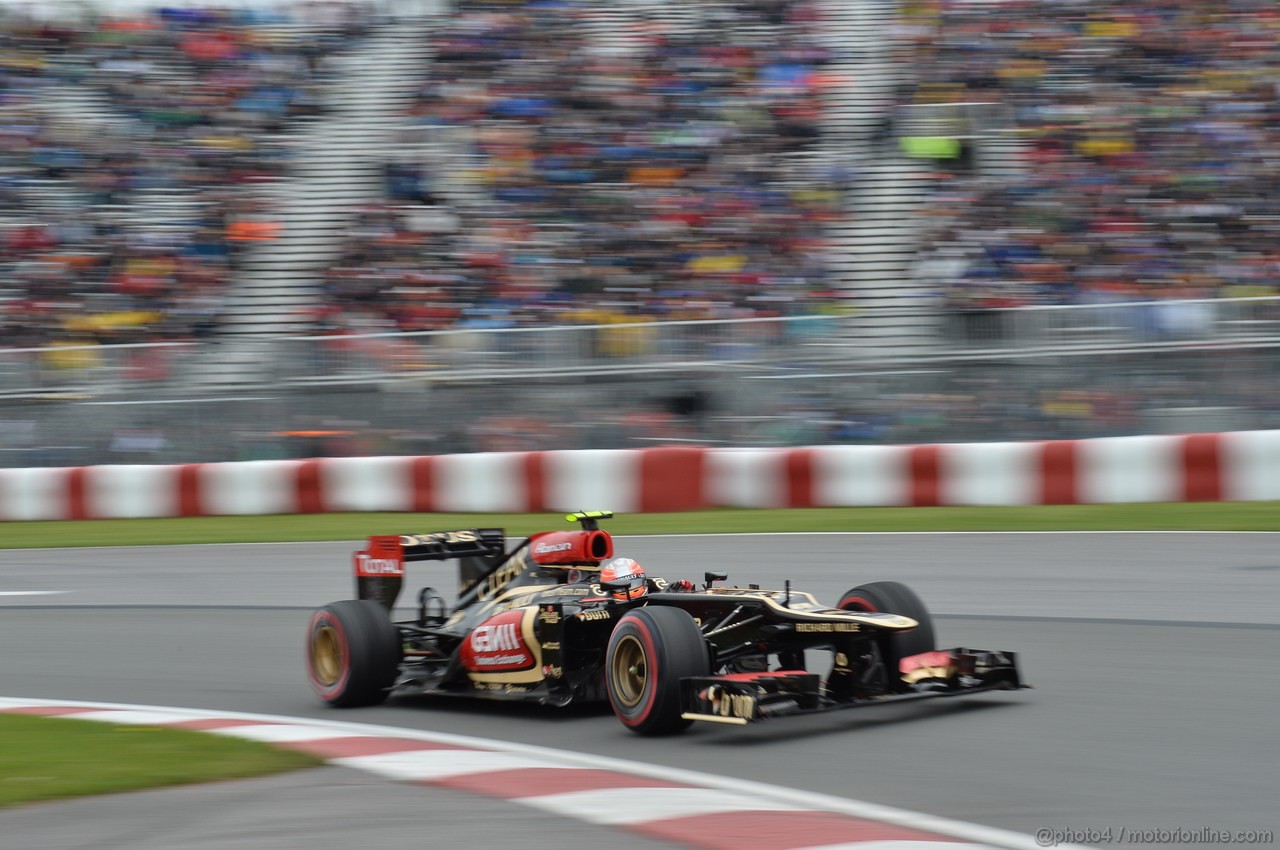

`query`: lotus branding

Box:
[477,561,525,601]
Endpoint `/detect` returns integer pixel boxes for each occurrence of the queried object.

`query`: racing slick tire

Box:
[838,581,936,688]
[606,606,710,736]
[307,599,402,708]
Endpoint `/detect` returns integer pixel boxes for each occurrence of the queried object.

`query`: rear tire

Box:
[606,606,710,736]
[838,581,936,683]
[307,600,402,707]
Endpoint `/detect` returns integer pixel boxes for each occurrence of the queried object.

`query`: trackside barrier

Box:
[3,432,1280,521]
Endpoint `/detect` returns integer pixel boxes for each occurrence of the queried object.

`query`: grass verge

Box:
[3,502,1280,549]
[0,714,320,808]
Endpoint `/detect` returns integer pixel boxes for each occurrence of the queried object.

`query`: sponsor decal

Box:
[542,664,564,679]
[529,530,614,565]
[477,561,526,601]
[476,682,531,693]
[498,585,590,613]
[796,622,861,633]
[353,536,403,578]
[549,586,591,597]
[400,530,479,547]
[472,621,521,653]
[538,607,562,625]
[541,641,561,651]
[472,653,528,667]
[577,609,612,622]
[354,552,404,577]
[460,610,534,672]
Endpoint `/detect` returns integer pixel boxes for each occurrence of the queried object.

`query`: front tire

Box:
[307,600,402,707]
[606,606,710,736]
[838,581,936,683]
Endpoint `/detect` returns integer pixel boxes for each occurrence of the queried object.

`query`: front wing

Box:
[681,648,1026,725]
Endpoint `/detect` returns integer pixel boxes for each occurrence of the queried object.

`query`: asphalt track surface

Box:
[2,533,1278,848]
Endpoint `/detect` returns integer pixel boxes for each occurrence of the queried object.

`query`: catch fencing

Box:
[943,296,1280,352]
[6,300,1280,468]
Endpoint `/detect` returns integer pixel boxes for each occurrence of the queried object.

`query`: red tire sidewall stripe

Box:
[614,615,661,727]
[838,594,878,613]
[308,610,351,700]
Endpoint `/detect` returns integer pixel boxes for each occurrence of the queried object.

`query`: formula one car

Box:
[306,512,1026,735]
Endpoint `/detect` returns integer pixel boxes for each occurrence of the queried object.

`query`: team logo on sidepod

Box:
[461,610,534,672]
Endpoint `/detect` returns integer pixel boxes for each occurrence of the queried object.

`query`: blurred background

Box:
[3,0,1279,467]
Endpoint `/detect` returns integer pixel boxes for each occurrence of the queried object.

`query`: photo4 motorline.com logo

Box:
[1035,827,1274,847]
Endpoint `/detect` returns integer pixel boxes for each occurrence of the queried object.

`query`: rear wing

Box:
[397,529,506,562]
[354,529,506,610]
[354,514,616,611]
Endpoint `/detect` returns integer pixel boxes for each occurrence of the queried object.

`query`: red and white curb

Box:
[0,698,1073,850]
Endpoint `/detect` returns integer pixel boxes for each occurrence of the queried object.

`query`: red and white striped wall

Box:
[3,431,1280,521]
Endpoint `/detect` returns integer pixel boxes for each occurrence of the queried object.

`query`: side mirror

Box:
[704,571,728,590]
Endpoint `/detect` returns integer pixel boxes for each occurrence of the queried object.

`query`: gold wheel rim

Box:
[611,634,647,708]
[312,624,342,686]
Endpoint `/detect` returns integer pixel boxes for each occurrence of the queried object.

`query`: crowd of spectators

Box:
[316,0,845,334]
[0,3,367,349]
[907,0,1280,313]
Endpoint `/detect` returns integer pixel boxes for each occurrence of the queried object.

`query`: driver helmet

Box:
[600,557,648,601]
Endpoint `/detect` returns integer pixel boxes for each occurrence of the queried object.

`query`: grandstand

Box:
[908,0,1280,318]
[4,0,1280,466]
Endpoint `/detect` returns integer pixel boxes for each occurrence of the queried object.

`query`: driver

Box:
[599,557,696,598]
[600,557,649,601]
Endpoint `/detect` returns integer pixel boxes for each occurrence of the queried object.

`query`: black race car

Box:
[306,512,1026,735]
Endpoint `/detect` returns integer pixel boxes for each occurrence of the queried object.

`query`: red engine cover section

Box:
[527,530,614,565]
[354,535,404,577]
[460,610,535,672]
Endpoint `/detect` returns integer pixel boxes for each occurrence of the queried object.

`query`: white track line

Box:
[0,696,1087,850]
[523,787,805,824]
[333,750,575,781]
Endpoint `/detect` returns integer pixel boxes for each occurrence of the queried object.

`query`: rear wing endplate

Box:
[354,529,506,610]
